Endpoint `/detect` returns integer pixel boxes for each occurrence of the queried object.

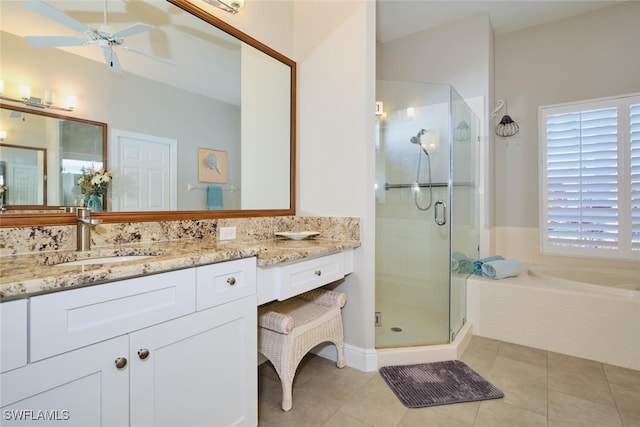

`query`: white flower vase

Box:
[85,194,103,212]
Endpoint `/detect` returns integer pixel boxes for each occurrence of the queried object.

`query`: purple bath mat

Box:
[379,360,504,408]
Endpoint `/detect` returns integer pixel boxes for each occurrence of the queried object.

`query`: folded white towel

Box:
[481,259,523,280]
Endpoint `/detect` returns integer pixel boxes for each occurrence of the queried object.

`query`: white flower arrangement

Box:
[77,167,113,196]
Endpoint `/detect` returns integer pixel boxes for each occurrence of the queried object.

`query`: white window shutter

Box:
[545,107,619,250]
[631,103,640,251]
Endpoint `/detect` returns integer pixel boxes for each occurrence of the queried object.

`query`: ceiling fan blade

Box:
[111,23,153,40]
[101,45,122,74]
[25,35,88,48]
[26,0,91,35]
[121,46,176,67]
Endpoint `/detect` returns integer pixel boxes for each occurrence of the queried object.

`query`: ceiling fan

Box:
[24,0,173,73]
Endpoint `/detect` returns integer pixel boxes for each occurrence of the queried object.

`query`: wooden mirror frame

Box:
[0,103,107,211]
[0,141,49,208]
[0,0,296,227]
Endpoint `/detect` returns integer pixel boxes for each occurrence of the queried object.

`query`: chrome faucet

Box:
[76,207,103,251]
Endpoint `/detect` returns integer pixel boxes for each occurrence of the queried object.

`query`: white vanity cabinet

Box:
[0,335,129,427]
[129,295,256,427]
[0,258,257,427]
[257,249,355,304]
[0,299,27,374]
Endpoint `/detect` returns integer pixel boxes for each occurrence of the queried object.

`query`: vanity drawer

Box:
[0,299,28,373]
[30,269,196,362]
[196,257,256,311]
[259,253,345,303]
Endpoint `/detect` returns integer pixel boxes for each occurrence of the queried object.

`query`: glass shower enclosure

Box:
[375,80,479,348]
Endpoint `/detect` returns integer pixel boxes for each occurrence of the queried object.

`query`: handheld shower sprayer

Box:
[409,129,430,155]
[409,128,433,211]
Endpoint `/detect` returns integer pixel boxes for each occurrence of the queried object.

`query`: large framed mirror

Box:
[0,0,296,226]
[0,104,107,210]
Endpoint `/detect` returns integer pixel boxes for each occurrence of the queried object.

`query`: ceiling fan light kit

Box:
[23,0,170,74]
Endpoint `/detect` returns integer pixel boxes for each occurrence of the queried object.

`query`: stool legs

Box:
[257,289,348,412]
[274,339,345,412]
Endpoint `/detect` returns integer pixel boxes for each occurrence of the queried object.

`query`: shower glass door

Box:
[375,80,453,348]
[449,87,480,341]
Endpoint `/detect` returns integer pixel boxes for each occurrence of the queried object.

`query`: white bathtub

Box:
[467,264,640,370]
[528,265,640,297]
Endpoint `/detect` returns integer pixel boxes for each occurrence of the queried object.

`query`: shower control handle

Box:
[435,200,447,226]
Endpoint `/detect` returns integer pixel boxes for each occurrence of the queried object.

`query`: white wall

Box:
[292,1,377,362]
[215,1,378,365]
[494,1,640,268]
[241,44,291,210]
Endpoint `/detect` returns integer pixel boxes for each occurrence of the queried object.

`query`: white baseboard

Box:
[312,343,379,372]
[311,322,474,372]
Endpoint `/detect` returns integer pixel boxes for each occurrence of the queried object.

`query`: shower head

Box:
[410,129,430,155]
[409,129,428,144]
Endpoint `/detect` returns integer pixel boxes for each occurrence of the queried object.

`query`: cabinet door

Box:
[0,336,129,427]
[129,296,257,427]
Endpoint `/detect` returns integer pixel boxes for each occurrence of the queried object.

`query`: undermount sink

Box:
[56,255,155,267]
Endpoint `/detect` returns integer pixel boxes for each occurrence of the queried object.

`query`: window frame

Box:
[538,93,640,261]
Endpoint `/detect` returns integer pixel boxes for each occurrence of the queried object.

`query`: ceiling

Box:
[1,0,628,102]
[376,0,628,43]
[0,0,242,104]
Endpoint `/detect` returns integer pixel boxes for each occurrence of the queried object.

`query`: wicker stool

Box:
[258,289,347,411]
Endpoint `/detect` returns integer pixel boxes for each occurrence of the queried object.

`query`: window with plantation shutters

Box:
[632,103,640,251]
[539,93,640,260]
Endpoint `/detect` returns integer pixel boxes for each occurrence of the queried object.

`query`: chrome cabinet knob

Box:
[227,277,236,286]
[137,349,150,360]
[115,357,128,369]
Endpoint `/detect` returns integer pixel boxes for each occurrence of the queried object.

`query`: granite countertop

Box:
[0,238,360,301]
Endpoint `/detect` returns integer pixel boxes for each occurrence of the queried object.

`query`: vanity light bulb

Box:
[65,95,77,110]
[45,90,55,106]
[19,84,31,99]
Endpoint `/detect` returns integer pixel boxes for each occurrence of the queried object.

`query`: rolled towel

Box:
[472,255,505,276]
[451,258,460,272]
[452,252,473,274]
[481,259,523,280]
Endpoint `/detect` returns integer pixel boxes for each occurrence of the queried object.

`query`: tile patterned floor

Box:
[258,336,640,426]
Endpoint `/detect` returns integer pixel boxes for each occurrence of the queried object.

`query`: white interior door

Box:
[11,165,40,205]
[110,130,177,211]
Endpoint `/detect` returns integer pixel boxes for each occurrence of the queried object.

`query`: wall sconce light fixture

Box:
[0,80,76,112]
[492,99,519,138]
[203,0,244,14]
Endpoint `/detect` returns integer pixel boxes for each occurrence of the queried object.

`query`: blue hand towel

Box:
[452,252,473,274]
[481,259,523,280]
[206,185,223,210]
[472,255,505,276]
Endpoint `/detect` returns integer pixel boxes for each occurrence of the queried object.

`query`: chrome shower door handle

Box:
[435,200,447,226]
